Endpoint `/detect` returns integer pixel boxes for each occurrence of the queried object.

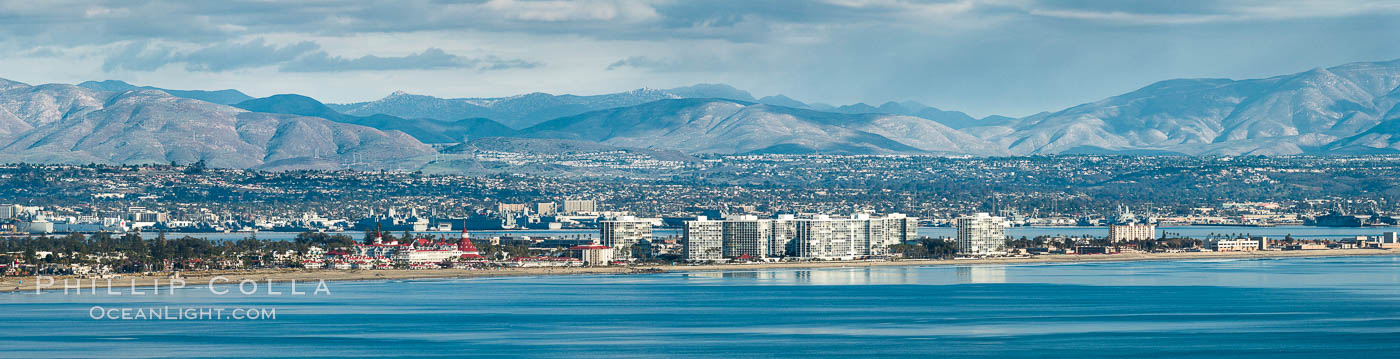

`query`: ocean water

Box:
[5,255,1400,358]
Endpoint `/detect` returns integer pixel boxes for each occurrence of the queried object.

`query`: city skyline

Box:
[5,2,1400,357]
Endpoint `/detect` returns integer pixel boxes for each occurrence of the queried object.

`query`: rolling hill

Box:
[0,79,433,169]
[5,58,1400,170]
[234,94,515,144]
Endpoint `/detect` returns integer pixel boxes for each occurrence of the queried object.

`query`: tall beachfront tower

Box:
[722,215,771,259]
[1107,207,1156,242]
[955,213,1010,256]
[791,215,862,260]
[600,216,652,259]
[683,216,724,262]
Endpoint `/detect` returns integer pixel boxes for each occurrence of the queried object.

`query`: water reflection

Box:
[723,271,758,279]
[676,255,1400,289]
[684,267,926,285]
[956,266,1007,284]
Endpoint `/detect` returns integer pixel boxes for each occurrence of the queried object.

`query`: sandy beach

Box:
[4,248,1394,293]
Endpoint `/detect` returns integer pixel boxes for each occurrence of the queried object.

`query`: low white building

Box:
[1206,237,1264,252]
[569,244,614,266]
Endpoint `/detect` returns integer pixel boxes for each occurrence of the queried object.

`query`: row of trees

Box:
[1004,234,1209,251]
[0,232,340,274]
[888,237,959,259]
[890,233,1218,259]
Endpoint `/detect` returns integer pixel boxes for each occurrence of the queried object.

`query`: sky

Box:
[0,0,1398,117]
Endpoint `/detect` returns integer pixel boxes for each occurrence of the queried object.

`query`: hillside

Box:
[77,80,254,105]
[0,79,433,169]
[522,98,1002,155]
[235,94,515,143]
[331,84,755,129]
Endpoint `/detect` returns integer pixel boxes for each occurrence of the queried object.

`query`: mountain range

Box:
[0,79,432,170]
[978,60,1400,155]
[328,83,762,130]
[519,98,1004,155]
[77,80,254,105]
[3,58,1400,170]
[233,94,515,143]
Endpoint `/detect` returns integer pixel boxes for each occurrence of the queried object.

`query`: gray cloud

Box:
[604,53,742,72]
[606,56,672,71]
[0,0,979,46]
[477,56,543,71]
[17,46,68,57]
[281,48,539,72]
[1026,0,1400,24]
[102,41,177,72]
[5,1,1396,46]
[100,38,535,73]
[182,39,318,72]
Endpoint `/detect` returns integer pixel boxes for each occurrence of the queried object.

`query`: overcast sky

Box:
[1,0,1398,117]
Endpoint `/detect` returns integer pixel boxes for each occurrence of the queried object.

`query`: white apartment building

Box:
[683,213,918,261]
[769,215,798,257]
[534,202,557,216]
[1107,207,1156,242]
[723,215,771,259]
[563,200,597,214]
[683,217,724,262]
[126,206,168,223]
[600,216,652,259]
[1108,223,1156,242]
[869,213,919,255]
[792,215,861,260]
[791,213,918,260]
[497,203,528,214]
[569,244,614,266]
[956,213,1010,256]
[0,204,20,219]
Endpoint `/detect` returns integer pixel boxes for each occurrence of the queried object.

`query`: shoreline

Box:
[3,249,1394,293]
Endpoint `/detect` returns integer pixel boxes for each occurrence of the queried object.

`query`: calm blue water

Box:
[144,225,1399,241]
[5,255,1400,358]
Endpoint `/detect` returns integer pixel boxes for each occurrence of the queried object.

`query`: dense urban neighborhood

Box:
[5,156,1400,277]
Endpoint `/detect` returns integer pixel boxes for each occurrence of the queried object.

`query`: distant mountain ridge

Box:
[983,59,1400,155]
[0,79,433,169]
[77,80,254,105]
[233,94,515,143]
[330,84,758,129]
[333,83,1007,132]
[520,98,1005,155]
[5,57,1400,169]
